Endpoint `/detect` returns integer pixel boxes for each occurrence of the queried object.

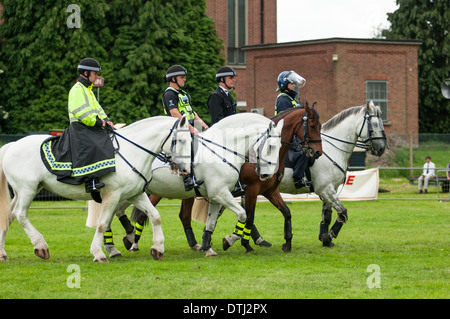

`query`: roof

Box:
[242,37,422,50]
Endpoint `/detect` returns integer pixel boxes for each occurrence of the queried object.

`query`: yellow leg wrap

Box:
[233,221,245,237]
[104,231,113,244]
[243,227,251,241]
[135,222,144,237]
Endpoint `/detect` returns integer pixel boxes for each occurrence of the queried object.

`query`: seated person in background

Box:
[418,156,435,194]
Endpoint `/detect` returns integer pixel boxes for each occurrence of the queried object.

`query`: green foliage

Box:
[383,0,450,133]
[0,0,224,133]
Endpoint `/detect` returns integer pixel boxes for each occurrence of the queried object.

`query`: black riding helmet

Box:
[77,58,101,75]
[215,66,236,83]
[166,65,188,82]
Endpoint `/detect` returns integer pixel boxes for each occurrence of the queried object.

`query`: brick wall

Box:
[244,38,420,135]
[205,1,420,136]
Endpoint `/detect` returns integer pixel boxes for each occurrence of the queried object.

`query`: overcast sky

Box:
[277,0,399,42]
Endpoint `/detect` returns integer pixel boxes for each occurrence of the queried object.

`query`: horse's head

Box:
[357,101,387,156]
[303,102,322,159]
[166,115,192,175]
[254,119,284,181]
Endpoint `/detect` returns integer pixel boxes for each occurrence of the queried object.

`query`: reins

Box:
[106,120,181,192]
[279,106,321,153]
[320,110,387,184]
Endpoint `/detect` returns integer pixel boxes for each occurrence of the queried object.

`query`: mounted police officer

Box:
[67,57,116,202]
[275,70,311,189]
[208,66,237,126]
[162,64,208,191]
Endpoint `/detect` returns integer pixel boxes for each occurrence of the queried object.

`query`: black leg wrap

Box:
[184,228,198,248]
[200,230,212,251]
[250,224,272,247]
[284,219,293,241]
[119,215,134,234]
[329,220,344,238]
[319,222,329,241]
[250,224,262,242]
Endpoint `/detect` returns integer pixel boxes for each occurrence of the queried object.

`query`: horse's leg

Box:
[90,195,120,262]
[129,193,164,260]
[212,195,247,251]
[0,196,16,261]
[239,191,258,253]
[319,201,333,247]
[318,189,347,247]
[179,197,200,250]
[13,192,50,259]
[266,189,293,252]
[200,202,222,254]
[113,201,135,251]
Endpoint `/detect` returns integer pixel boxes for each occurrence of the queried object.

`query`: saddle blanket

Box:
[40,123,115,185]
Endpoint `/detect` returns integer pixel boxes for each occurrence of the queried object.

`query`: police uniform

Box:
[162,87,195,126]
[208,86,236,126]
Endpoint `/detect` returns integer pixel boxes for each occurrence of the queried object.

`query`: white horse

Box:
[92,113,284,257]
[0,115,192,262]
[277,101,387,247]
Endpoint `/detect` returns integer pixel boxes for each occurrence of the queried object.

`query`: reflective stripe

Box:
[233,221,245,237]
[135,223,144,236]
[163,87,195,122]
[104,231,113,244]
[78,64,101,71]
[243,227,251,241]
[71,159,116,177]
[68,82,107,126]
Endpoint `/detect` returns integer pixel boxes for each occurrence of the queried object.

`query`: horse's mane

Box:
[322,103,381,131]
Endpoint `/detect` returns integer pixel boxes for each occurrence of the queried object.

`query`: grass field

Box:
[0,194,448,300]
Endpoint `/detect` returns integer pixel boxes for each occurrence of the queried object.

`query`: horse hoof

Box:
[241,239,254,253]
[222,237,231,251]
[0,254,8,261]
[123,236,133,251]
[256,240,272,247]
[151,248,163,261]
[34,248,50,260]
[205,248,218,257]
[94,257,109,263]
[321,234,334,247]
[282,242,291,253]
[191,243,202,251]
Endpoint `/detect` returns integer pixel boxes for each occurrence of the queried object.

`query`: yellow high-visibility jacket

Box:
[68,82,108,126]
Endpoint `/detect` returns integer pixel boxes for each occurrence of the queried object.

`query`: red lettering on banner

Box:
[346,175,355,185]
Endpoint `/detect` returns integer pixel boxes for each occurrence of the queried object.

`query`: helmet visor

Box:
[285,71,306,88]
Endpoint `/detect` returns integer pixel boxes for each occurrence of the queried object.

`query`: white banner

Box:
[248,168,379,202]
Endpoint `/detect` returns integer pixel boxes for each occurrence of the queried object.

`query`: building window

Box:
[227,0,247,64]
[366,81,389,121]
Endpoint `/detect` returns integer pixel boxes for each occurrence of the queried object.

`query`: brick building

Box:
[205,0,421,137]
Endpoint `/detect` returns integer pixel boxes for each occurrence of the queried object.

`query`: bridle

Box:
[320,110,388,179]
[321,110,387,153]
[281,107,322,154]
[195,123,280,175]
[107,119,189,192]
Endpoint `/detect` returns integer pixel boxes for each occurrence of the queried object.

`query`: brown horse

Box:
[125,104,322,255]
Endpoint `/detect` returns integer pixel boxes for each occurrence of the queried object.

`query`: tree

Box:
[383,0,450,133]
[0,0,223,133]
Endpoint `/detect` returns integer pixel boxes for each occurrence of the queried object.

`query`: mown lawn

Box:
[0,197,448,300]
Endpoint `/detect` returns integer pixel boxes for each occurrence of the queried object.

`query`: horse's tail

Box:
[130,207,149,226]
[191,197,209,224]
[86,200,101,228]
[0,143,13,231]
